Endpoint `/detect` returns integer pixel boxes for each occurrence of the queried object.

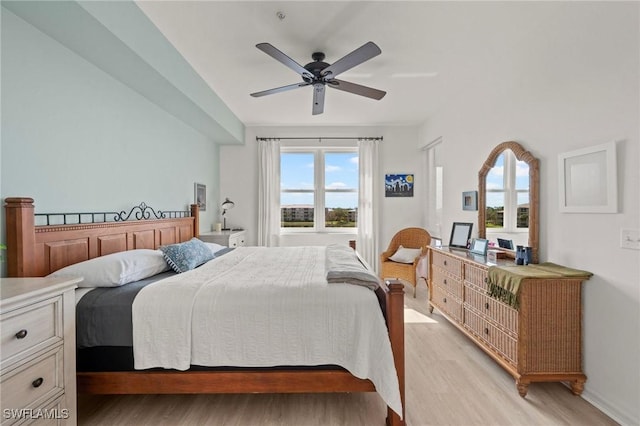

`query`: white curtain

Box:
[357,139,380,271]
[258,139,281,246]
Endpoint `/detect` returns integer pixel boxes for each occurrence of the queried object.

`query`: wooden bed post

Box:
[385,279,405,426]
[4,197,36,277]
[190,203,200,237]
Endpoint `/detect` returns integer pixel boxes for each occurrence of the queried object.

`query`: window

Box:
[485,150,529,233]
[281,148,358,231]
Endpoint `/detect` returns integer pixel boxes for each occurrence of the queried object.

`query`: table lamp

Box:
[221,198,235,231]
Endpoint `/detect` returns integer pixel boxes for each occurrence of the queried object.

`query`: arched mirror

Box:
[478,141,539,263]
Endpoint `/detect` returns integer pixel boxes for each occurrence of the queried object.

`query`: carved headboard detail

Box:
[4,197,199,277]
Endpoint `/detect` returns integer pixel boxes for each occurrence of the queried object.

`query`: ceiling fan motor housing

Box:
[303,52,330,82]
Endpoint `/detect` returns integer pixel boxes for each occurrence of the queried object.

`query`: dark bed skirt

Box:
[77,347,344,373]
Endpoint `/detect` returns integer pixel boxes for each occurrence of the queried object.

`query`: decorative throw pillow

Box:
[47,249,170,287]
[388,245,422,264]
[159,238,215,273]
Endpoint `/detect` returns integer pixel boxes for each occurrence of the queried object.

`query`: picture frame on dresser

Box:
[469,238,489,256]
[449,222,473,248]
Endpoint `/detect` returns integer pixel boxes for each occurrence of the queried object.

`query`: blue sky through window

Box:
[486,153,529,207]
[281,152,358,208]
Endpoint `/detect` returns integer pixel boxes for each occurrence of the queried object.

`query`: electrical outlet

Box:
[620,229,640,250]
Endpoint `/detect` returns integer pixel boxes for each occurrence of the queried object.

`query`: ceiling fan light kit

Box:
[250,42,386,115]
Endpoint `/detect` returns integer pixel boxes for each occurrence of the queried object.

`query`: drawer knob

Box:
[444,260,448,266]
[443,279,447,285]
[485,302,490,310]
[15,329,28,339]
[443,297,447,303]
[484,328,489,335]
[32,377,44,388]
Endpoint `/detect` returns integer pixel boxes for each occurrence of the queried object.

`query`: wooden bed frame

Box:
[4,197,405,426]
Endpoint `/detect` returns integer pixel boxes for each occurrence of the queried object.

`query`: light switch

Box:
[620,229,640,250]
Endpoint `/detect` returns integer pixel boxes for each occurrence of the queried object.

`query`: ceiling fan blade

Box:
[328,79,386,100]
[321,41,382,79]
[256,43,312,79]
[312,84,325,115]
[250,82,310,98]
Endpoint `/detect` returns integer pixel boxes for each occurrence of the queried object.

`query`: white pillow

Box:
[204,242,226,255]
[48,249,170,287]
[388,245,422,264]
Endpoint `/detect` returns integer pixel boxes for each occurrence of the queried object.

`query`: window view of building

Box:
[281,150,358,230]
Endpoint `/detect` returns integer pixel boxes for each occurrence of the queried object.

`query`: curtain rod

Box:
[256,136,383,142]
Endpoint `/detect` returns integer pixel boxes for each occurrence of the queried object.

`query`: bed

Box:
[4,197,405,426]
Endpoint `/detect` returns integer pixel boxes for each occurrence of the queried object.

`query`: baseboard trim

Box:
[581,388,638,426]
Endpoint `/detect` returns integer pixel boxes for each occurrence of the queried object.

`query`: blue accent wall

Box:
[0,7,226,265]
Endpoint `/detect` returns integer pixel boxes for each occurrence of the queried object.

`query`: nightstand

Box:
[1,276,82,425]
[199,229,247,248]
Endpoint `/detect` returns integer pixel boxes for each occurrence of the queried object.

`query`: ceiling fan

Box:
[250,41,386,115]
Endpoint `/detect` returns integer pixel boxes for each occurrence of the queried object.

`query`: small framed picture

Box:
[195,183,206,211]
[497,238,514,250]
[470,238,489,256]
[449,222,473,248]
[462,191,478,211]
[385,174,414,197]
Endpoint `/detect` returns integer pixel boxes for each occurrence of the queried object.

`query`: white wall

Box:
[220,125,426,258]
[0,8,221,265]
[420,2,639,424]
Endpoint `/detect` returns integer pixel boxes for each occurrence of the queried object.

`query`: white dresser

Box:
[199,230,247,248]
[1,277,81,425]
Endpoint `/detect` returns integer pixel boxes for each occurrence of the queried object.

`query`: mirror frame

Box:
[478,141,539,263]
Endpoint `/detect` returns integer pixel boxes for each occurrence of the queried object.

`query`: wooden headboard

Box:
[4,197,199,277]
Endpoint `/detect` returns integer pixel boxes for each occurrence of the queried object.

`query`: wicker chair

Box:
[380,227,431,298]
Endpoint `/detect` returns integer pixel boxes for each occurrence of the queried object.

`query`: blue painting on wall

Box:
[385,174,414,197]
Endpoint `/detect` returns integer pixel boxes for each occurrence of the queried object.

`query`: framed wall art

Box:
[194,183,206,211]
[558,141,617,213]
[385,174,414,197]
[462,191,478,211]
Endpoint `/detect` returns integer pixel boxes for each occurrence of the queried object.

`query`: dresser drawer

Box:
[464,263,489,290]
[432,284,463,323]
[465,285,518,335]
[228,232,246,248]
[464,308,517,364]
[431,268,464,299]
[36,396,68,426]
[1,296,62,368]
[1,346,64,425]
[432,251,462,278]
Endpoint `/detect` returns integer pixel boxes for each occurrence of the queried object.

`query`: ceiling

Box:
[135,1,549,127]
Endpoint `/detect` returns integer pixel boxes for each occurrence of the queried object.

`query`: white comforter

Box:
[132,246,401,417]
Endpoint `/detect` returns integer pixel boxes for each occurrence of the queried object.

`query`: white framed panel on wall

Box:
[558,141,618,213]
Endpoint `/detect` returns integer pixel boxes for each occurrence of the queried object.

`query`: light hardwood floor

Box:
[78,282,617,426]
